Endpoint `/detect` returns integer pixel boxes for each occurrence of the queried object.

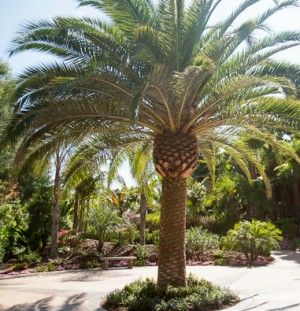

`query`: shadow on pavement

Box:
[0,293,104,311]
[0,297,53,311]
[61,269,105,282]
[241,301,268,310]
[273,251,300,265]
[240,294,259,302]
[61,268,132,283]
[268,303,300,310]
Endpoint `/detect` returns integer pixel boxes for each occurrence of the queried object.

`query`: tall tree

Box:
[4,0,300,287]
[0,60,15,179]
[130,149,157,245]
[107,143,157,245]
[12,139,71,258]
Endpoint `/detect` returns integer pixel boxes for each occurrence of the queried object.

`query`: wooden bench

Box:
[100,256,137,270]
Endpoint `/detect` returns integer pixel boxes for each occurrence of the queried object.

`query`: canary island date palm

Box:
[5,0,300,287]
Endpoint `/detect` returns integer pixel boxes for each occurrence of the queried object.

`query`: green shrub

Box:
[87,205,123,251]
[36,264,48,272]
[12,262,28,271]
[275,218,300,238]
[145,229,159,245]
[213,250,229,266]
[18,251,42,264]
[46,262,57,271]
[103,275,238,311]
[58,245,71,254]
[113,226,139,246]
[222,220,283,261]
[186,227,220,256]
[0,201,28,263]
[79,259,99,269]
[146,212,160,230]
[36,261,58,272]
[135,245,149,266]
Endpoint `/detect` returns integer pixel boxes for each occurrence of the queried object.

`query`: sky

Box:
[1,0,300,186]
[0,0,100,74]
[1,0,300,74]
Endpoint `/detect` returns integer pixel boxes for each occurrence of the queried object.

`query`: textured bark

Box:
[158,177,187,287]
[49,153,61,258]
[153,131,198,178]
[293,176,300,219]
[153,131,198,288]
[73,191,80,233]
[78,204,84,233]
[140,191,147,245]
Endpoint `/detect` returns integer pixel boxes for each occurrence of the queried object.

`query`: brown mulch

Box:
[187,250,274,266]
[0,239,274,277]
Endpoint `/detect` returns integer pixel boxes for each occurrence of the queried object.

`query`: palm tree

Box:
[64,134,157,244]
[129,149,158,245]
[63,151,105,233]
[13,140,71,258]
[5,0,300,287]
[107,143,158,245]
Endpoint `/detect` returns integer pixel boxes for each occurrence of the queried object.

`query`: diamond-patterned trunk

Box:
[153,131,198,178]
[153,131,198,288]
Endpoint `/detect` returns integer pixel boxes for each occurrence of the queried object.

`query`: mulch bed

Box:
[0,239,274,277]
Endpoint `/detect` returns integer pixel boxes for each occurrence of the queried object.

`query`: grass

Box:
[103,275,238,311]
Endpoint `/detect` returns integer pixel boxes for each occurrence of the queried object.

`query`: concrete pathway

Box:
[0,251,300,311]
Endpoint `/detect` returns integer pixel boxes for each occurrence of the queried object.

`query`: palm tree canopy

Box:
[4,0,300,181]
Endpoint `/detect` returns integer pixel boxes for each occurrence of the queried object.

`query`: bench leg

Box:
[102,260,109,270]
[128,259,133,269]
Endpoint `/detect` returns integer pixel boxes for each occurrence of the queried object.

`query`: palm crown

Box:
[5,0,300,287]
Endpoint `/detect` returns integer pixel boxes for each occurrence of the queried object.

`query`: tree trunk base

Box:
[158,177,187,288]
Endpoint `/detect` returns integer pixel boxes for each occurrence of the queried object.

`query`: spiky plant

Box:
[4,0,300,287]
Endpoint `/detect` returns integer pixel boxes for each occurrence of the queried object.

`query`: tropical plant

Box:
[0,60,15,180]
[222,219,283,261]
[103,276,237,311]
[108,144,158,245]
[186,227,220,256]
[0,200,28,262]
[23,178,52,252]
[87,204,122,252]
[4,0,300,287]
[64,170,102,233]
[135,244,149,266]
[66,138,159,244]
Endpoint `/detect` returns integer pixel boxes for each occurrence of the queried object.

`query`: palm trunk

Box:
[140,190,147,245]
[49,152,61,258]
[78,203,85,233]
[293,176,300,219]
[73,191,80,233]
[153,131,198,288]
[84,200,90,233]
[158,177,187,288]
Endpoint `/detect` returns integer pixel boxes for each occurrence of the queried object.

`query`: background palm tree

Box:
[4,0,300,287]
[107,143,157,245]
[14,141,72,258]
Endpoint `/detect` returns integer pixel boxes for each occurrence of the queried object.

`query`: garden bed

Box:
[102,276,238,311]
[0,247,274,278]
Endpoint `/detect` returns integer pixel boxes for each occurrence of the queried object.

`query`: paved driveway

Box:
[0,251,300,311]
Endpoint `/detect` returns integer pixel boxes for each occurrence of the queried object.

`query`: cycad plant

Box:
[4,0,300,287]
[222,219,283,261]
